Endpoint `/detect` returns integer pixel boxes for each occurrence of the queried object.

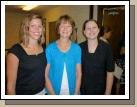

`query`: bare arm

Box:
[6,53,19,95]
[105,72,114,95]
[45,64,55,95]
[74,64,82,95]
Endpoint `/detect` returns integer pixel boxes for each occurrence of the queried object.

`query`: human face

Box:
[28,18,43,40]
[84,21,100,40]
[106,31,112,39]
[59,21,72,38]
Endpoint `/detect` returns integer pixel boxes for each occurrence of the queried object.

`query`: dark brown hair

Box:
[100,26,112,37]
[82,19,99,31]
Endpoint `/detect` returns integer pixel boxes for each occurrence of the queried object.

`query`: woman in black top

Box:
[6,14,47,95]
[80,19,114,95]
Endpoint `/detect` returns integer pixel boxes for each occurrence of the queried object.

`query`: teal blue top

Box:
[45,42,81,95]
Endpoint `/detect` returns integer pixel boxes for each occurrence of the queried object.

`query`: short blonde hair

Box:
[19,14,45,46]
[56,14,75,35]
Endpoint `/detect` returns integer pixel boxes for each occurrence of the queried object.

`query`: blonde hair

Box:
[56,14,75,36]
[19,14,45,46]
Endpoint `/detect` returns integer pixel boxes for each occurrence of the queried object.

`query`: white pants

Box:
[35,88,45,95]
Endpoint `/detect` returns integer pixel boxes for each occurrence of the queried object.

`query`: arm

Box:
[105,72,114,95]
[105,44,114,95]
[45,64,55,95]
[74,64,82,95]
[6,53,19,95]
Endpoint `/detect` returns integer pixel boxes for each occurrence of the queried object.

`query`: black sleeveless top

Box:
[8,43,47,95]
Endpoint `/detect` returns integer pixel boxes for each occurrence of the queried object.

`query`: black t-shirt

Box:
[79,40,114,95]
[8,43,47,95]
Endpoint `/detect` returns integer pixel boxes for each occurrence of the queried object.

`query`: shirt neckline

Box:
[55,41,72,54]
[17,43,44,56]
[85,41,99,54]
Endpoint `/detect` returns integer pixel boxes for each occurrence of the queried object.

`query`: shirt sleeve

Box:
[45,46,51,64]
[106,45,115,72]
[75,45,81,64]
[8,44,21,59]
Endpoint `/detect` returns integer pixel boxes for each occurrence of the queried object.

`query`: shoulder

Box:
[79,41,87,48]
[99,40,112,50]
[46,42,56,50]
[99,40,110,46]
[7,43,22,59]
[11,43,21,49]
[99,37,109,43]
[70,42,81,56]
[79,41,87,46]
[8,43,22,53]
[71,42,81,50]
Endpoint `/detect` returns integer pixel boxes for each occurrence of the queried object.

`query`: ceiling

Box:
[5,5,59,14]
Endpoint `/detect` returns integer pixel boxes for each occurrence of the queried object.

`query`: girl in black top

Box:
[80,19,114,95]
[6,14,47,95]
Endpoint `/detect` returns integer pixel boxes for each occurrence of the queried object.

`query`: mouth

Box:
[33,32,40,36]
[62,31,68,33]
[89,32,96,35]
[62,32,69,35]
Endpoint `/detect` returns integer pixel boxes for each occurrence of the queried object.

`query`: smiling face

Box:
[28,18,43,40]
[59,20,72,38]
[56,15,75,39]
[84,20,100,40]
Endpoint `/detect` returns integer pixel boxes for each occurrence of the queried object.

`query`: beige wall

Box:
[5,6,90,48]
[5,11,25,49]
[93,5,98,20]
[43,5,90,45]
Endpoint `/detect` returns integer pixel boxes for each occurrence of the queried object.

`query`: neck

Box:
[87,39,98,47]
[59,38,70,44]
[27,38,39,48]
[87,39,98,53]
[57,38,71,52]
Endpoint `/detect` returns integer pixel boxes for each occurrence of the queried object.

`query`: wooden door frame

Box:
[97,5,124,27]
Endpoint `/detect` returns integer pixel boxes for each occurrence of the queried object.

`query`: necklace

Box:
[57,40,71,52]
[88,41,98,53]
[27,46,39,56]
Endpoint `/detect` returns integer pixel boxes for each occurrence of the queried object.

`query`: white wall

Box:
[43,5,90,45]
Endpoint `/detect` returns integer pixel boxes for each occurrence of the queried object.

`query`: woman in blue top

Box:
[45,15,82,95]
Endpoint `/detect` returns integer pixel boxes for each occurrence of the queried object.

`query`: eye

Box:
[93,27,97,29]
[67,25,71,28]
[86,28,91,30]
[38,25,42,28]
[30,25,35,27]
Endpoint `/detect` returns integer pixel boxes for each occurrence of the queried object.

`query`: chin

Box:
[61,35,70,38]
[32,36,41,40]
[88,37,97,40]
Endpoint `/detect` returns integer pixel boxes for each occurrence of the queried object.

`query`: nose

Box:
[89,28,93,32]
[63,26,68,30]
[33,26,40,31]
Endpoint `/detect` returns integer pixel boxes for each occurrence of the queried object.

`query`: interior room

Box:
[5,5,125,95]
